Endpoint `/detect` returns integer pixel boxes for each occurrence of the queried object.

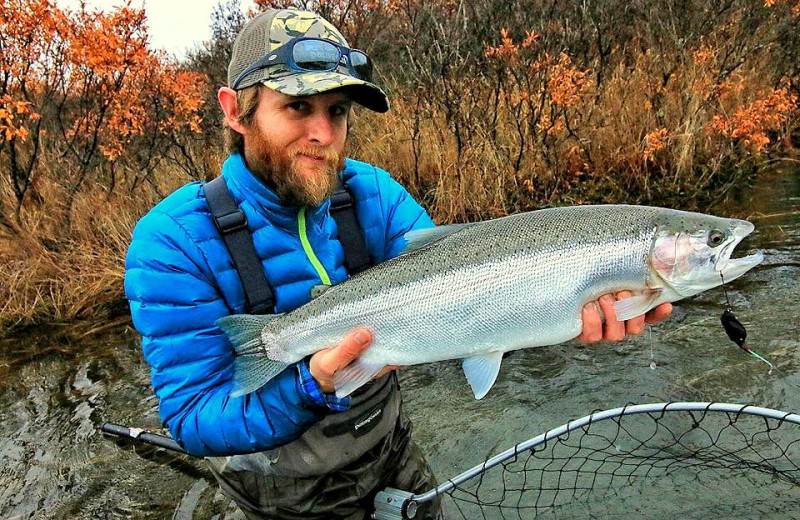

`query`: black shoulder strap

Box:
[202,177,275,314]
[329,187,371,275]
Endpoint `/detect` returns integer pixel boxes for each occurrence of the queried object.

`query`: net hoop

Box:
[412,401,800,504]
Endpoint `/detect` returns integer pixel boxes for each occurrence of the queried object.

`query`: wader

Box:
[203,178,440,519]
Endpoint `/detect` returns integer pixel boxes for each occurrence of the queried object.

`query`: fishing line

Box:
[648,325,657,370]
[719,273,774,374]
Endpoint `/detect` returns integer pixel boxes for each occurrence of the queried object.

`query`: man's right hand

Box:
[309,328,373,393]
[308,328,399,393]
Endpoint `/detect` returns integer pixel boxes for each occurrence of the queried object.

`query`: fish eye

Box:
[707,230,726,247]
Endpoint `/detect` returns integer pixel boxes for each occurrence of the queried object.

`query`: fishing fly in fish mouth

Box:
[218,205,764,401]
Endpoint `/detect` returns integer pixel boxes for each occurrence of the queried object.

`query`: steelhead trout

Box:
[218,205,763,400]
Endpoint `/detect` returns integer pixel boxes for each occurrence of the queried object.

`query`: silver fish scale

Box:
[265,205,665,365]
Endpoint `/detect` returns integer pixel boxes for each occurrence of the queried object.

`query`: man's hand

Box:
[577,291,673,343]
[308,328,399,393]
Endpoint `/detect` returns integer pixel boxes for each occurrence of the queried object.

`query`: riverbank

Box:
[2,0,799,335]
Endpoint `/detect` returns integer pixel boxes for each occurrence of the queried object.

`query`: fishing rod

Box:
[101,422,190,455]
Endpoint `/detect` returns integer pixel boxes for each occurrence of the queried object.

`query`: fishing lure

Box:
[719,274,773,374]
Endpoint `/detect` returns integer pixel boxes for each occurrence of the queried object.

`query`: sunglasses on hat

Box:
[232,37,374,90]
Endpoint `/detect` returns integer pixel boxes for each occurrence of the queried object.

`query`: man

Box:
[124,8,671,520]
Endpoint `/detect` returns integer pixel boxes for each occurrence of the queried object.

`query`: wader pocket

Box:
[210,373,401,480]
[321,402,384,438]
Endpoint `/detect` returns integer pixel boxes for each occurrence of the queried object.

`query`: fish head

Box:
[650,213,763,298]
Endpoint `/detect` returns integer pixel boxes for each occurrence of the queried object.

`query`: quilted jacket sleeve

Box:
[125,208,324,457]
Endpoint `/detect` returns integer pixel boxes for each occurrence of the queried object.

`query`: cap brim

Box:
[261,71,390,113]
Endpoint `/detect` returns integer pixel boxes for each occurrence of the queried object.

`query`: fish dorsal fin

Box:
[310,284,332,300]
[402,224,473,254]
[462,351,504,400]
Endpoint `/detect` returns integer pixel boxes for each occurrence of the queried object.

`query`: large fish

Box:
[219,205,763,400]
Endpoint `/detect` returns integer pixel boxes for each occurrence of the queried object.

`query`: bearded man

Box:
[124,8,671,520]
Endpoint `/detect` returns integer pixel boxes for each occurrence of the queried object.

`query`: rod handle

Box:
[101,422,188,455]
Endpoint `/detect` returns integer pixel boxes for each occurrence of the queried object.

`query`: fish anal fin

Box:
[614,289,663,321]
[462,351,503,400]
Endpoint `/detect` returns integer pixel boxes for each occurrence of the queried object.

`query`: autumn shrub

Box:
[0,0,208,331]
[1,0,799,331]
[262,0,799,221]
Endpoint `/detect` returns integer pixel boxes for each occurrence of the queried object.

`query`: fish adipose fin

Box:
[613,289,663,321]
[333,359,385,398]
[402,223,474,254]
[217,314,289,398]
[462,351,504,400]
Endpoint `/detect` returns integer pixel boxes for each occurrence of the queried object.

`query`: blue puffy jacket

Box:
[124,154,434,457]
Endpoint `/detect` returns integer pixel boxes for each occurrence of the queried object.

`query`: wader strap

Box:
[203,177,275,314]
[329,188,371,275]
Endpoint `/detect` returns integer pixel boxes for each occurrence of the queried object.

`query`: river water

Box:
[1,167,798,520]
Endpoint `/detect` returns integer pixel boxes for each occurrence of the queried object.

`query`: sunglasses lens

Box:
[350,51,373,81]
[293,40,339,71]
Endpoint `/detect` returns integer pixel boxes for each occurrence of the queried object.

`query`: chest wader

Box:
[202,178,439,519]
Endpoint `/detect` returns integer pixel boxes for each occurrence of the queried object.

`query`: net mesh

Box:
[428,403,800,520]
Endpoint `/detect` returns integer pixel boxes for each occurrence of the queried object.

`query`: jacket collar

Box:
[220,153,332,232]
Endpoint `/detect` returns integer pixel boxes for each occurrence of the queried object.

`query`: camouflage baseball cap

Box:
[228,9,390,113]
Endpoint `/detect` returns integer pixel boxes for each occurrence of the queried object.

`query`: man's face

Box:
[242,88,351,206]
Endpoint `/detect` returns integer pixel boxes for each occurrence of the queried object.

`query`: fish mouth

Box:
[715,219,764,281]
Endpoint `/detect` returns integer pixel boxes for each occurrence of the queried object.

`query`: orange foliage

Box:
[157,71,206,134]
[692,45,715,68]
[485,27,591,111]
[1,0,206,162]
[643,128,669,161]
[485,28,520,60]
[0,95,39,142]
[0,0,61,79]
[485,28,539,61]
[707,87,798,152]
[63,6,159,160]
[764,0,800,16]
[547,53,590,108]
[0,0,59,140]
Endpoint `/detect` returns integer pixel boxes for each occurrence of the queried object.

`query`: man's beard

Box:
[244,130,346,207]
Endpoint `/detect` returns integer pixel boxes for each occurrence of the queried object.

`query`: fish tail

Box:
[216,314,290,397]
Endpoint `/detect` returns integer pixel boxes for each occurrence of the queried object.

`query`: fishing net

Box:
[380,403,800,520]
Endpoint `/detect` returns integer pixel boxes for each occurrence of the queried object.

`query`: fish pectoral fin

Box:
[462,351,504,400]
[333,360,385,398]
[613,289,663,321]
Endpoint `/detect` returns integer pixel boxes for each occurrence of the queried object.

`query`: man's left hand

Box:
[577,291,673,343]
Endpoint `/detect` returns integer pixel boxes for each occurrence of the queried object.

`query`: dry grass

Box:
[1,49,797,334]
[0,160,191,333]
[353,48,798,222]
